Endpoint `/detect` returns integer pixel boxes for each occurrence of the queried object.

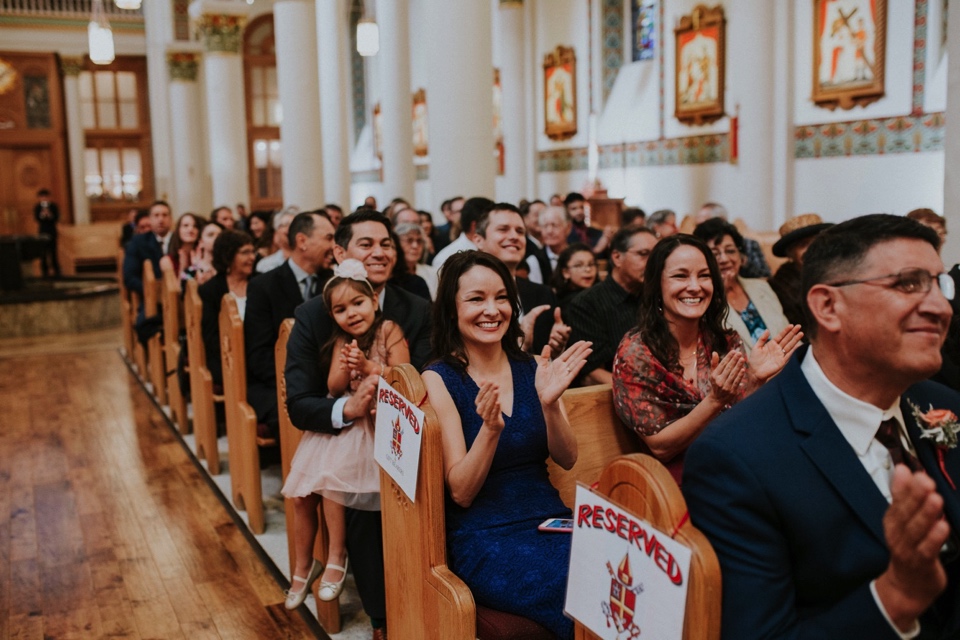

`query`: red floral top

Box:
[612,328,747,482]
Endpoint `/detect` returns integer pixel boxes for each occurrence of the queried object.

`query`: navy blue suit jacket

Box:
[684,346,960,640]
[123,232,163,296]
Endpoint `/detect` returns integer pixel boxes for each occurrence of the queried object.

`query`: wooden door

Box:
[0,146,54,236]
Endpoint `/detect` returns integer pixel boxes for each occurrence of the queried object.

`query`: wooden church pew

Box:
[117,248,136,362]
[142,259,167,405]
[184,279,221,475]
[275,319,342,633]
[219,293,266,534]
[380,368,641,639]
[159,261,189,434]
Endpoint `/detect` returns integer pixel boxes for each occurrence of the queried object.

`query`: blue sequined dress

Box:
[426,357,574,639]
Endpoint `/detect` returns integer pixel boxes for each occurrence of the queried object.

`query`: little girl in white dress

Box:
[281,259,409,609]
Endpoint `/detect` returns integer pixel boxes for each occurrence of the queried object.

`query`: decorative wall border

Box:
[538,133,729,172]
[913,0,928,115]
[795,113,944,158]
[601,0,624,105]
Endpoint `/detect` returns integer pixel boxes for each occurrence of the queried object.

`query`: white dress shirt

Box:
[801,349,920,639]
[432,233,477,271]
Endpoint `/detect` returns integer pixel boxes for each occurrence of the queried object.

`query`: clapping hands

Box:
[535,341,592,406]
[475,381,505,434]
[748,324,803,383]
[340,339,375,379]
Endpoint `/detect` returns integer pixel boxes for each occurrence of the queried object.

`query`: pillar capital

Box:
[60,56,84,77]
[193,13,247,53]
[167,51,201,81]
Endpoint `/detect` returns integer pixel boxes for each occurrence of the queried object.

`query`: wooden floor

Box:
[0,332,321,639]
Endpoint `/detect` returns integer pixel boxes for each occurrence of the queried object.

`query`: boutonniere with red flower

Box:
[908,401,960,490]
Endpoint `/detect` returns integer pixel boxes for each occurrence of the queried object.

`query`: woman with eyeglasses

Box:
[612,234,801,484]
[549,243,597,311]
[693,218,790,352]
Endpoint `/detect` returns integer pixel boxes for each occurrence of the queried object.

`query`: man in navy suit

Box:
[684,214,960,639]
[244,211,335,438]
[285,210,431,640]
[122,200,171,297]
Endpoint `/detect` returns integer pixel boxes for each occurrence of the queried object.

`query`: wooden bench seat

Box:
[380,369,721,639]
[160,262,189,434]
[142,259,167,406]
[184,279,221,475]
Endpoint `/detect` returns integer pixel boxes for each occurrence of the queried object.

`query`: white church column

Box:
[497,0,528,204]
[166,50,206,215]
[275,0,325,209]
[377,0,416,203]
[144,0,175,203]
[943,0,960,258]
[317,0,352,209]
[191,3,250,208]
[423,0,495,200]
[61,57,90,225]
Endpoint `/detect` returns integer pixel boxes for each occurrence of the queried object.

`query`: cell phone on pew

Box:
[538,518,574,533]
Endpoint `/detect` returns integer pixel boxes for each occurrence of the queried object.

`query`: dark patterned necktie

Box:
[875,418,922,473]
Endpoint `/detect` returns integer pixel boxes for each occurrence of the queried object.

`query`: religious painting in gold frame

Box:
[543,46,577,141]
[812,0,886,110]
[674,5,725,126]
[373,102,382,160]
[494,68,504,175]
[412,88,428,157]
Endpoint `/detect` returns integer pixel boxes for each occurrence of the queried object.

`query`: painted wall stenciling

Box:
[349,0,366,144]
[601,0,624,105]
[795,113,944,159]
[538,132,729,172]
[913,0,928,115]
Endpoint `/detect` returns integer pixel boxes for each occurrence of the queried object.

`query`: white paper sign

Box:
[373,376,424,502]
[564,484,692,640]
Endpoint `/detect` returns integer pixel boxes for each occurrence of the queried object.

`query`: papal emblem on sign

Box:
[602,553,643,639]
[390,415,403,459]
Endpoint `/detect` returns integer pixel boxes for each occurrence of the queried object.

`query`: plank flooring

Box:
[0,339,321,639]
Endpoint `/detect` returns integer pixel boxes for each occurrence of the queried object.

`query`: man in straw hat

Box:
[769,213,833,329]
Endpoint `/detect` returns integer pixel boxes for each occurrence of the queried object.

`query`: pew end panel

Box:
[184,280,221,475]
[219,294,265,534]
[578,454,721,640]
[275,319,342,633]
[382,363,477,640]
[118,248,135,360]
[160,262,189,434]
[142,259,167,406]
[130,289,148,377]
[547,384,640,508]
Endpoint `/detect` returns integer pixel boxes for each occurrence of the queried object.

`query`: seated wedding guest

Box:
[684,214,960,640]
[194,221,222,284]
[769,214,833,329]
[417,210,436,261]
[396,223,438,300]
[285,209,432,640]
[694,218,790,351]
[696,201,771,278]
[613,234,801,484]
[908,207,948,246]
[363,195,377,210]
[433,196,463,255]
[120,207,142,247]
[525,205,569,284]
[472,203,570,356]
[245,212,335,439]
[211,205,235,230]
[124,200,172,298]
[390,206,420,228]
[422,250,592,640]
[161,212,204,281]
[247,210,274,258]
[646,209,678,238]
[549,243,597,311]
[198,230,255,388]
[567,226,658,385]
[621,207,646,228]
[432,197,493,270]
[325,203,343,227]
[565,192,614,256]
[388,229,431,302]
[256,207,298,274]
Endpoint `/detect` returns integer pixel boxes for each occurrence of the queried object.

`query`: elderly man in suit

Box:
[244,211,335,439]
[285,210,431,640]
[684,214,960,639]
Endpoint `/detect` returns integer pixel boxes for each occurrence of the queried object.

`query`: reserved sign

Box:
[564,484,691,639]
[373,377,424,502]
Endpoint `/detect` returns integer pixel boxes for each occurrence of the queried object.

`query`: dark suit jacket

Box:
[684,346,960,640]
[244,261,312,429]
[198,274,229,387]
[530,246,554,285]
[34,201,59,235]
[516,277,558,355]
[285,284,432,434]
[567,222,602,249]
[123,232,164,296]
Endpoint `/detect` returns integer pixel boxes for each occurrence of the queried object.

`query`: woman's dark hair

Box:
[249,210,274,250]
[692,218,745,253]
[549,243,594,294]
[638,234,733,368]
[212,229,253,274]
[430,251,530,371]
[168,212,204,257]
[318,275,384,375]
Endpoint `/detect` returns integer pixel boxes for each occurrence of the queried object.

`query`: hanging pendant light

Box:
[88,0,116,65]
[356,17,380,57]
[114,0,142,11]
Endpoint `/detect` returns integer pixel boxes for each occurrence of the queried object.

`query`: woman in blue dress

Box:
[422,251,592,639]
